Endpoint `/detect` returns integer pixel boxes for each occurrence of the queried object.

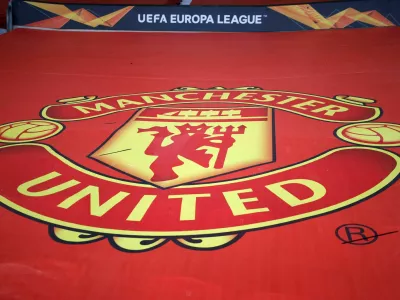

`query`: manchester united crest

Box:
[91,106,274,188]
[0,87,399,252]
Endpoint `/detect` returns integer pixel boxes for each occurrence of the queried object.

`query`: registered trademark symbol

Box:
[263,15,268,18]
[335,224,398,246]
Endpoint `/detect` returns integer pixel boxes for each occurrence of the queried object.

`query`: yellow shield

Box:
[91,106,274,188]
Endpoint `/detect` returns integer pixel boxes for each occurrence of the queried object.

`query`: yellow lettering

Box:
[234,92,257,101]
[292,100,325,110]
[203,92,230,100]
[126,195,157,221]
[253,94,281,102]
[223,188,269,216]
[116,98,143,108]
[266,179,326,207]
[277,96,307,105]
[73,103,116,114]
[175,93,200,101]
[141,94,173,104]
[311,105,349,116]
[18,172,80,197]
[58,186,130,217]
[169,194,211,221]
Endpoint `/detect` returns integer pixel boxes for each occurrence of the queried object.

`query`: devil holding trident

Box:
[138,123,246,182]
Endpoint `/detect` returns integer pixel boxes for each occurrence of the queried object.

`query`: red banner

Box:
[0,143,398,237]
[42,90,380,123]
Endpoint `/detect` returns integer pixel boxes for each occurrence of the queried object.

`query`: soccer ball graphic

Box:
[0,120,63,143]
[337,123,400,146]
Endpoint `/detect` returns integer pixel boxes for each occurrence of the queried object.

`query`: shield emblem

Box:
[90,106,274,188]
